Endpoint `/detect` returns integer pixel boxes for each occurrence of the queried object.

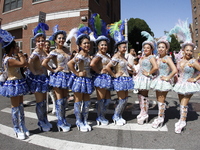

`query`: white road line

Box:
[0,124,174,150]
[1,108,168,132]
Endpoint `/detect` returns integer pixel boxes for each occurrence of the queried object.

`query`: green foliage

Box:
[128,18,153,52]
[169,34,181,52]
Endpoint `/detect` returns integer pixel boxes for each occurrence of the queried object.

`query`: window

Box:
[3,0,22,12]
[16,41,22,51]
[195,40,198,47]
[194,17,198,25]
[32,0,42,2]
[194,6,197,13]
[195,29,198,37]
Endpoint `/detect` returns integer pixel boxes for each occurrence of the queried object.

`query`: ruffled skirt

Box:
[173,80,200,95]
[112,76,134,91]
[134,75,152,90]
[0,78,29,98]
[68,73,94,94]
[26,72,49,93]
[93,73,112,90]
[49,71,71,89]
[150,77,173,92]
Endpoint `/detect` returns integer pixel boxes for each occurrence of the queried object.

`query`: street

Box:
[0,90,200,150]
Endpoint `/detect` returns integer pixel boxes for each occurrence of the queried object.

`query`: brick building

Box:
[0,0,120,55]
[191,0,200,57]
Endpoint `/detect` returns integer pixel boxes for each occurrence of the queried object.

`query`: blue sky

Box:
[121,0,192,38]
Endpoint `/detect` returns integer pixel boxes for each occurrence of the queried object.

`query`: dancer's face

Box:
[55,34,66,46]
[118,43,127,54]
[143,44,152,56]
[184,45,193,59]
[36,36,45,49]
[80,38,90,51]
[98,41,108,54]
[158,43,167,57]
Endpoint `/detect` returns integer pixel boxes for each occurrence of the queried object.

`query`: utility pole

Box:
[125,19,128,54]
[0,18,3,70]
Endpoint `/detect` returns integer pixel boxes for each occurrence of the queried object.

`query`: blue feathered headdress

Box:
[0,29,15,48]
[157,34,171,50]
[109,20,127,47]
[33,23,49,40]
[49,25,66,41]
[89,13,109,44]
[168,19,195,49]
[141,31,155,49]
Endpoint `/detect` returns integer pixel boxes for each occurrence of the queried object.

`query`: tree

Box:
[169,34,181,52]
[128,18,154,52]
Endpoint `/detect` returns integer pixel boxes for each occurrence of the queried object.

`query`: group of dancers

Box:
[0,14,200,140]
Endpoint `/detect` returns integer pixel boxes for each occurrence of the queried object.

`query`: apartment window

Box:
[194,17,198,25]
[16,41,23,51]
[32,0,43,2]
[194,6,197,13]
[3,0,22,12]
[195,29,198,37]
[196,40,198,47]
[107,1,110,17]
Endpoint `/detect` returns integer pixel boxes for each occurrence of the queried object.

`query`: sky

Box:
[121,0,192,38]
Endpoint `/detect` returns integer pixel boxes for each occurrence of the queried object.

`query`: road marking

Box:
[1,108,168,132]
[0,124,174,150]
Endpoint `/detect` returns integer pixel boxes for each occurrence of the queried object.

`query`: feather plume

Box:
[141,31,154,41]
[109,20,122,38]
[65,28,78,42]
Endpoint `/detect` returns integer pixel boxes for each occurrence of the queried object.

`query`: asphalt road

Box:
[0,90,200,150]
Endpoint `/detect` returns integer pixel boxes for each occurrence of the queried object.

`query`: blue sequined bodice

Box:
[157,56,171,76]
[138,55,154,75]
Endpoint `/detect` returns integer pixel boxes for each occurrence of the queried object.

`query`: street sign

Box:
[38,11,46,23]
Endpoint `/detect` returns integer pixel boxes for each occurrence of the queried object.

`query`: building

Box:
[191,0,200,57]
[0,0,120,56]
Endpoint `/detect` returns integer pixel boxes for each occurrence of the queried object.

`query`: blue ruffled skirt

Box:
[112,76,134,91]
[49,71,71,89]
[68,73,94,94]
[26,72,49,93]
[93,73,112,90]
[150,76,173,92]
[0,78,29,98]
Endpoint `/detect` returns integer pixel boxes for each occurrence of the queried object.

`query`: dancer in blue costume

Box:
[90,13,112,125]
[106,20,134,126]
[42,25,71,132]
[27,23,52,132]
[67,25,94,132]
[134,31,158,125]
[150,36,177,129]
[169,20,200,133]
[0,29,29,140]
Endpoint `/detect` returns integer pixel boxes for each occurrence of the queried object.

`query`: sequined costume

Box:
[173,59,200,95]
[134,55,154,90]
[150,55,173,91]
[26,51,49,93]
[111,57,134,91]
[0,57,29,97]
[93,53,112,90]
[47,51,71,89]
[68,54,94,94]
